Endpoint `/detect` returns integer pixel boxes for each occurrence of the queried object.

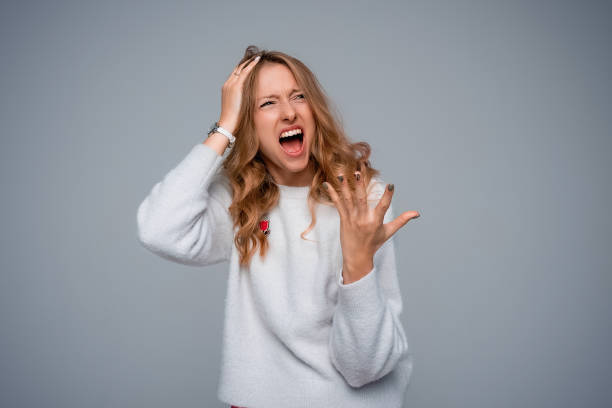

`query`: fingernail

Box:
[354,172,360,181]
[337,175,344,183]
[388,184,394,191]
[323,182,328,190]
[255,55,261,61]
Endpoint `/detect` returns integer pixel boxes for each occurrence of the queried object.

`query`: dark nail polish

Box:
[388,184,394,191]
[338,175,344,183]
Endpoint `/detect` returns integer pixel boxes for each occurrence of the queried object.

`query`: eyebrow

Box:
[257,88,302,101]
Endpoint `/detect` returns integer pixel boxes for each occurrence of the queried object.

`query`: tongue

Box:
[280,138,302,153]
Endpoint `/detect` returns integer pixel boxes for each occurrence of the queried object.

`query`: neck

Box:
[267,161,316,187]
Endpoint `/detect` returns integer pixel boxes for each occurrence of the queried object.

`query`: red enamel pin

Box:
[259,216,270,235]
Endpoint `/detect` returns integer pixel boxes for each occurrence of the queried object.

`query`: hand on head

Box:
[218,55,261,134]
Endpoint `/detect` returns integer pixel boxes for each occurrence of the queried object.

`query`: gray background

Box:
[1,0,610,407]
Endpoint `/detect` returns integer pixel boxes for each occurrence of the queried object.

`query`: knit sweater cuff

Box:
[336,266,384,319]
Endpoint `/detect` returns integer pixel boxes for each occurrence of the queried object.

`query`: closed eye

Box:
[260,94,306,108]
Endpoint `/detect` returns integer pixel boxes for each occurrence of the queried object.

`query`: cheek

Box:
[301,108,315,130]
[302,102,314,115]
[253,117,268,137]
[257,133,278,153]
[254,115,276,138]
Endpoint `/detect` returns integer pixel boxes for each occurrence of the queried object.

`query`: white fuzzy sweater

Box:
[136,143,413,408]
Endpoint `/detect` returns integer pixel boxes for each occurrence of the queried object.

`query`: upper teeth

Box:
[280,128,303,138]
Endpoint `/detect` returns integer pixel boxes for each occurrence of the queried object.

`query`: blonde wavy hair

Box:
[223,45,380,266]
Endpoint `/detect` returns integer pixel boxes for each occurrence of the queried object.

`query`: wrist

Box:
[217,118,236,135]
[207,119,236,150]
[342,257,374,284]
[203,132,229,156]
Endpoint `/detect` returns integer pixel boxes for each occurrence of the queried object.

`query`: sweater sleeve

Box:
[136,143,234,267]
[328,180,412,388]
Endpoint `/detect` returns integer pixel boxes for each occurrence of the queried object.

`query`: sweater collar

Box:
[277,183,310,199]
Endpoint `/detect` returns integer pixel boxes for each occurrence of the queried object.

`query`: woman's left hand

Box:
[325,166,420,284]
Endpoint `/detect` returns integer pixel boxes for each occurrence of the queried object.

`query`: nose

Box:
[280,100,297,121]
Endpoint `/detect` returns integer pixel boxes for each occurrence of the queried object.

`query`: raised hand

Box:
[205,55,261,155]
[324,165,420,284]
[218,54,261,134]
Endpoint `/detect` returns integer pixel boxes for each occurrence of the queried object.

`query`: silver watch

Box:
[207,122,235,148]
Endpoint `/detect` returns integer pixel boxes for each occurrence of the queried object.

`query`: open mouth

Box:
[279,128,304,154]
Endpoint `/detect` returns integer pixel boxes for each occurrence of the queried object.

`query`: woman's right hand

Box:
[218,55,261,134]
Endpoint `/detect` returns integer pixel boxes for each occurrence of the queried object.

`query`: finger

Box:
[382,211,421,241]
[234,58,252,74]
[232,55,260,77]
[227,61,247,81]
[227,59,250,81]
[337,174,355,215]
[324,181,348,219]
[238,55,261,77]
[353,167,367,215]
[374,183,394,222]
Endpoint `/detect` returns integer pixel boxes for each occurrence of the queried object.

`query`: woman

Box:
[137,45,421,408]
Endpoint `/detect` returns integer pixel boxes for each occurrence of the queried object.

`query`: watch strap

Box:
[207,122,235,148]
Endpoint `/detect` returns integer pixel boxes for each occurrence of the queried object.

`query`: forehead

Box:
[255,63,299,97]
